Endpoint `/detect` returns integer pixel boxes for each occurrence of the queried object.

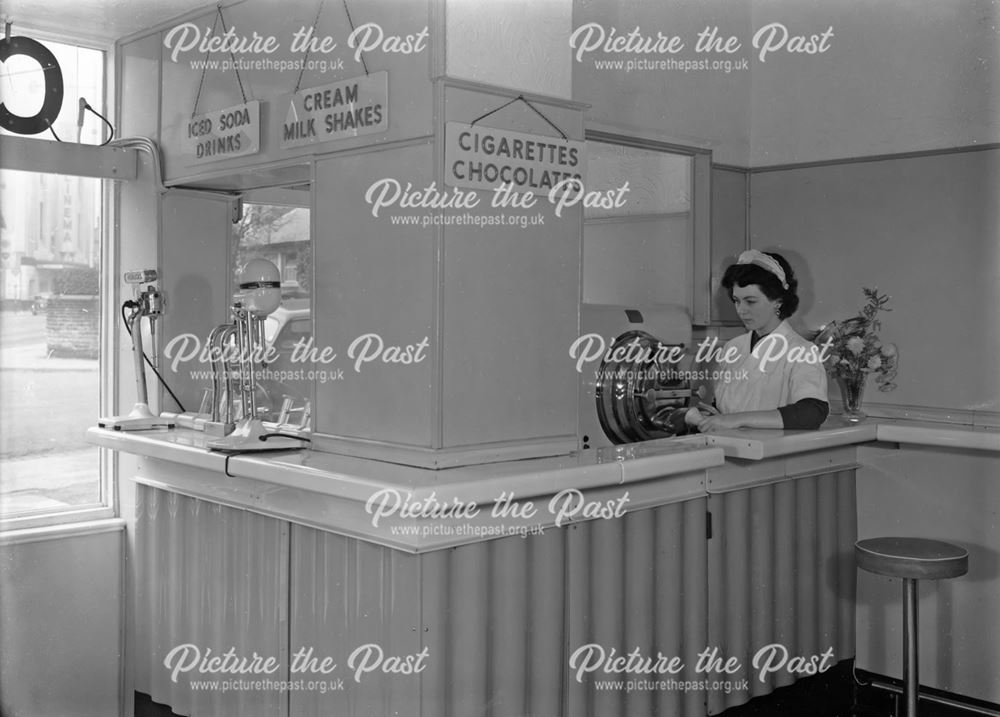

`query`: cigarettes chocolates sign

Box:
[444,122,586,195]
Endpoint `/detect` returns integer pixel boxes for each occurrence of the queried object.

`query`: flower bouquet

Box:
[815,288,898,421]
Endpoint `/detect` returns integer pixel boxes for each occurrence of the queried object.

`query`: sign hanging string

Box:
[292,0,368,94]
[341,0,369,77]
[469,95,568,140]
[293,0,326,93]
[191,4,249,118]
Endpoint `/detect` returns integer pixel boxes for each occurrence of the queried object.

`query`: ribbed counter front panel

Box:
[291,499,708,717]
[287,525,423,716]
[561,499,709,717]
[135,485,288,717]
[134,472,855,717]
[706,470,857,714]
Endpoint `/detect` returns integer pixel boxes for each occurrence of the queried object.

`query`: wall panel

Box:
[748,0,998,165]
[572,0,751,165]
[159,193,232,412]
[0,527,122,717]
[709,167,746,324]
[856,445,1000,704]
[750,148,1000,413]
[312,143,437,447]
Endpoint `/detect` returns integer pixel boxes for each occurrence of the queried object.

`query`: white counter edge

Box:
[87,418,996,552]
[705,419,999,459]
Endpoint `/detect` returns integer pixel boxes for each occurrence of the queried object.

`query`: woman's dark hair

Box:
[721,251,800,319]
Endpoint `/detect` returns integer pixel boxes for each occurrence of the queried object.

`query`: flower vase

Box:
[838,375,867,422]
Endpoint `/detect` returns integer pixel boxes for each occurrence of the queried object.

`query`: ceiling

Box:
[1,0,218,45]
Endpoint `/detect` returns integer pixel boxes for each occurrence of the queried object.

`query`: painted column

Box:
[310,0,582,468]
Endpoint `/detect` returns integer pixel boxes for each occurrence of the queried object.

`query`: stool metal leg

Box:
[903,578,918,717]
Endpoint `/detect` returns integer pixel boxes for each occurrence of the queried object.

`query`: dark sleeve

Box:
[777,398,829,430]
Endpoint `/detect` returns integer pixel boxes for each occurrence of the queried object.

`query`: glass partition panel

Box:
[583,141,693,307]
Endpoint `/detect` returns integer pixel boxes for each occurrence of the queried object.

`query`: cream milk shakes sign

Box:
[444,122,586,195]
[182,101,261,165]
[280,71,388,149]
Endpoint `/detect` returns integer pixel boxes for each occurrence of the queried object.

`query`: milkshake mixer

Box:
[206,259,306,451]
[98,270,175,431]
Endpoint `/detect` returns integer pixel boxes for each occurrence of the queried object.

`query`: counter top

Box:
[704,416,1000,460]
[87,426,724,552]
[873,419,1000,452]
[87,426,723,503]
[88,416,997,552]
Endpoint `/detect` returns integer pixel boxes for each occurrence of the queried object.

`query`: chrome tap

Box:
[207,319,239,432]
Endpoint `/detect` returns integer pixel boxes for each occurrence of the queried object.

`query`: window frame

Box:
[582,129,713,322]
[0,28,118,532]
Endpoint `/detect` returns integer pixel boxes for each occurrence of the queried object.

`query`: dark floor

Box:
[718,658,854,717]
[719,662,996,717]
[135,693,181,717]
[137,662,999,716]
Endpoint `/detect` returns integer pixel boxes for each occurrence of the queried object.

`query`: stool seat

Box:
[856,537,968,580]
[856,537,969,717]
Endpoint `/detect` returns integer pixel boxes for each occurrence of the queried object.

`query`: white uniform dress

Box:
[715,320,828,415]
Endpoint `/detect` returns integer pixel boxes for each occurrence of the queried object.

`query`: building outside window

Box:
[0,39,109,524]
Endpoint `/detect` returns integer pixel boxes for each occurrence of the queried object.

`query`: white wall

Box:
[0,526,123,717]
[447,0,574,98]
[749,0,999,165]
[750,149,1000,414]
[159,194,232,411]
[857,445,1000,703]
[573,0,752,165]
[573,0,997,166]
[736,3,1000,705]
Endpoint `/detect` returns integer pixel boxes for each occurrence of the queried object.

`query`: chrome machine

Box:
[204,258,305,451]
[98,270,175,431]
[578,304,696,449]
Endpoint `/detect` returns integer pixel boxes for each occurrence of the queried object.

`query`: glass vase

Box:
[838,375,867,422]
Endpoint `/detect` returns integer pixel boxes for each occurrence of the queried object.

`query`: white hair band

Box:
[737,250,788,289]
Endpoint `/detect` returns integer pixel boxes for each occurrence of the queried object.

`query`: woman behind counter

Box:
[694,250,830,432]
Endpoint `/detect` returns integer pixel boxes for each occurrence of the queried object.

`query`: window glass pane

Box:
[0,40,105,518]
[0,42,105,144]
[584,142,691,219]
[582,141,693,306]
[0,170,103,515]
[231,202,311,423]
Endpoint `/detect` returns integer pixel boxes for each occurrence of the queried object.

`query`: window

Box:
[0,39,110,525]
[582,139,694,307]
[230,193,312,423]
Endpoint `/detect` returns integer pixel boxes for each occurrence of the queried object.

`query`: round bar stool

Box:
[855,537,969,717]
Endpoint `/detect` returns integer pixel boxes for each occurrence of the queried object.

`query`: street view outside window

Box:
[0,41,105,518]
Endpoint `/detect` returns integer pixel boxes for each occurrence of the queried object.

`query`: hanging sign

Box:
[0,35,64,135]
[182,100,261,165]
[280,71,388,149]
[444,122,586,195]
